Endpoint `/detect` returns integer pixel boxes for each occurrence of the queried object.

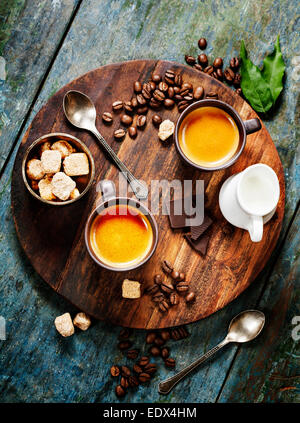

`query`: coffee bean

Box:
[230,57,240,70]
[128,126,137,138]
[161,281,174,294]
[164,358,176,368]
[159,300,169,313]
[102,112,113,123]
[160,329,170,341]
[120,376,129,389]
[170,292,179,305]
[154,337,165,347]
[198,53,208,67]
[149,98,161,109]
[133,364,143,374]
[167,86,175,98]
[136,114,146,128]
[162,260,173,274]
[216,68,223,80]
[198,38,207,50]
[139,356,150,367]
[165,69,175,80]
[178,272,185,282]
[233,73,241,87]
[110,365,120,377]
[149,81,156,91]
[176,281,189,292]
[203,65,214,75]
[158,81,168,92]
[124,101,134,113]
[118,340,132,350]
[185,55,196,65]
[193,64,203,71]
[206,91,218,99]
[152,293,165,303]
[224,67,235,83]
[153,89,165,102]
[146,284,160,295]
[181,82,193,92]
[213,57,223,68]
[131,97,138,108]
[114,129,126,140]
[164,98,175,108]
[139,372,151,383]
[171,326,189,340]
[137,93,147,105]
[146,332,157,344]
[151,73,161,83]
[173,86,181,94]
[112,100,123,111]
[149,346,161,357]
[121,114,133,126]
[212,71,218,79]
[134,81,142,93]
[142,87,151,100]
[115,385,125,397]
[174,94,184,102]
[127,349,139,359]
[183,94,193,102]
[186,292,196,303]
[178,101,189,112]
[121,366,131,377]
[171,270,180,280]
[137,106,148,115]
[154,274,163,285]
[174,74,183,86]
[128,375,139,387]
[118,328,132,340]
[236,88,243,96]
[143,81,153,92]
[143,363,157,375]
[161,347,170,359]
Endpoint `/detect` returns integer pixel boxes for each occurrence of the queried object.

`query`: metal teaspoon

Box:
[63,90,148,200]
[158,309,265,395]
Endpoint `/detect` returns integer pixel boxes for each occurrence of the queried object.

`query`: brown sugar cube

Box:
[51,140,76,159]
[54,313,74,337]
[63,153,89,177]
[38,176,56,201]
[41,150,62,174]
[39,141,51,156]
[158,119,175,141]
[73,312,91,331]
[70,188,80,200]
[51,172,76,201]
[26,159,45,180]
[122,279,141,299]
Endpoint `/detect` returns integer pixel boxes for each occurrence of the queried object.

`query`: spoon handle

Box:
[158,338,229,395]
[91,128,148,200]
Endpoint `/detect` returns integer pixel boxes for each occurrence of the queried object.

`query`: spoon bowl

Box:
[226,310,265,343]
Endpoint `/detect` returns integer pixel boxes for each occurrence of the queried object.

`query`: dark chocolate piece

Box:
[191,215,213,240]
[184,233,210,256]
[167,195,203,229]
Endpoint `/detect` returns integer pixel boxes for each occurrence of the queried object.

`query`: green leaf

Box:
[261,35,285,103]
[240,40,273,113]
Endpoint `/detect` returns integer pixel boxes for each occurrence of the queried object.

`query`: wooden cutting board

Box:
[11,60,285,329]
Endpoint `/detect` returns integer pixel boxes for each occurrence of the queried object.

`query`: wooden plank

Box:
[0,0,80,170]
[0,0,299,403]
[218,206,300,403]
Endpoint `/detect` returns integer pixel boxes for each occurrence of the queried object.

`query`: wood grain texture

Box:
[11,60,285,329]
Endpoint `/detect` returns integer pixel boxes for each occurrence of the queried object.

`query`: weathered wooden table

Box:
[0,0,299,403]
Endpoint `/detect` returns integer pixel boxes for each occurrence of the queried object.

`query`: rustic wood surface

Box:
[0,0,299,403]
[11,60,285,329]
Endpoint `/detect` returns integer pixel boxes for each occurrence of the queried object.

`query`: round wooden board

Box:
[11,60,285,329]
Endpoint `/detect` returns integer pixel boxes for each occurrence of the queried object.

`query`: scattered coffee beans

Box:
[102,112,113,123]
[186,292,196,303]
[164,358,176,368]
[112,100,123,111]
[110,365,120,377]
[114,128,126,140]
[128,126,137,138]
[198,37,207,50]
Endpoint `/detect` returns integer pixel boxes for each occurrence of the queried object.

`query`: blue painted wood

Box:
[0,0,79,170]
[0,0,299,403]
